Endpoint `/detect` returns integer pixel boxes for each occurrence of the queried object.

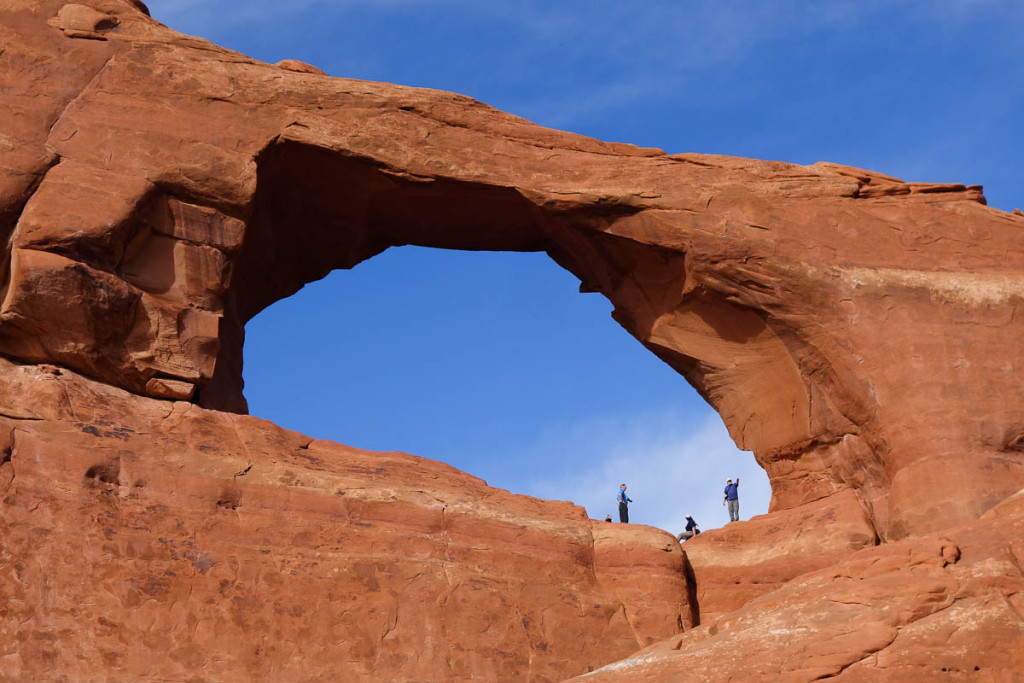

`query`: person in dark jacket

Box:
[677,514,700,541]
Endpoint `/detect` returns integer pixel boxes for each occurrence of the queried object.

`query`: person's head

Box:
[727,479,732,484]
[685,514,692,519]
[620,483,627,490]
[604,515,612,522]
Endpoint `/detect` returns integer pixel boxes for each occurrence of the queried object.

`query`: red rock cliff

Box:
[1,0,1022,679]
[0,358,691,679]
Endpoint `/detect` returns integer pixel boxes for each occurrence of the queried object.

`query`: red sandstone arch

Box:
[3,2,1024,679]
[3,0,1024,549]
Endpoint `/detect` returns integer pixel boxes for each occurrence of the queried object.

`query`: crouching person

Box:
[677,514,700,541]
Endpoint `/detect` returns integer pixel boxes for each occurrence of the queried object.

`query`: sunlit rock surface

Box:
[0,358,691,679]
[1,0,1023,679]
[577,495,1024,681]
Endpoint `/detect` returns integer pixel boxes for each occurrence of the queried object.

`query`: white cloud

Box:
[524,409,771,537]
[519,79,667,131]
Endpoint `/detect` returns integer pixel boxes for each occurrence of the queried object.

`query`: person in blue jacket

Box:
[616,484,632,523]
[723,477,740,522]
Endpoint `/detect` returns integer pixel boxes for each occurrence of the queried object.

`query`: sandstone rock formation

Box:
[577,494,1024,681]
[0,358,691,679]
[1,0,1023,679]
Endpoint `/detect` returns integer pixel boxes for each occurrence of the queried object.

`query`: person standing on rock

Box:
[677,514,700,541]
[723,477,740,522]
[616,484,632,523]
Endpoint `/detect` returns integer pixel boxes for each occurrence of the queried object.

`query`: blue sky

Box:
[146,0,1023,534]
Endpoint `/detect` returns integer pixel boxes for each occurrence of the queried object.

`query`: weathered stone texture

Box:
[577,494,1024,681]
[1,0,1023,679]
[0,359,691,680]
[4,0,1022,543]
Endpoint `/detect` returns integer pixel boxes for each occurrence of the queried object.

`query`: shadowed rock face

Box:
[1,1,1023,680]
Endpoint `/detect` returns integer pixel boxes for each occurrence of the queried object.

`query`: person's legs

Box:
[618,503,629,523]
[728,499,739,522]
[677,531,694,541]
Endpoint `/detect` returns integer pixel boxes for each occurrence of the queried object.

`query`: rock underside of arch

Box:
[0,1,1022,680]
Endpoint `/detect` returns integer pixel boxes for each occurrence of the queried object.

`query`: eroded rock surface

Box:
[682,488,879,622]
[2,0,1023,679]
[3,0,1022,543]
[0,359,691,680]
[577,494,1024,681]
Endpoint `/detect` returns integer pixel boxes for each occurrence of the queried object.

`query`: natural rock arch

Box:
[3,0,1024,548]
[4,2,1024,679]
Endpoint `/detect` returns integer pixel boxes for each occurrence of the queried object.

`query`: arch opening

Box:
[241,244,772,533]
[202,136,778,534]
